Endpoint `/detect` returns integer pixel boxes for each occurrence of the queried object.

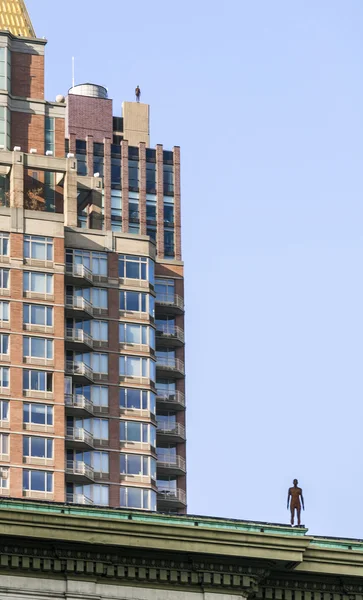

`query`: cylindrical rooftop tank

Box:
[68,83,108,99]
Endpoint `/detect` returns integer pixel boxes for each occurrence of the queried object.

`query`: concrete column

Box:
[139,142,146,235]
[121,140,129,233]
[86,135,94,177]
[156,144,164,258]
[64,156,78,227]
[173,146,181,260]
[10,151,24,209]
[104,137,111,231]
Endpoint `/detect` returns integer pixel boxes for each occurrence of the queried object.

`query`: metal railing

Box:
[65,327,93,347]
[66,493,93,505]
[157,455,186,472]
[64,393,93,413]
[155,293,184,311]
[156,422,186,438]
[65,295,93,316]
[66,460,94,480]
[65,263,93,284]
[66,426,93,447]
[156,357,185,374]
[156,325,184,343]
[157,488,186,505]
[156,390,185,407]
[66,360,94,381]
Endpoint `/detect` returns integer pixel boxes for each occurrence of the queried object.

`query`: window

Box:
[120,487,156,510]
[119,356,156,381]
[93,451,109,474]
[0,399,8,421]
[128,160,138,189]
[93,418,108,440]
[120,421,156,446]
[118,255,154,283]
[146,200,156,223]
[23,470,53,493]
[163,164,174,194]
[23,272,53,294]
[156,379,176,398]
[74,385,108,408]
[164,203,174,224]
[111,190,122,230]
[0,268,9,289]
[146,163,156,193]
[92,321,108,342]
[0,468,8,489]
[119,323,155,348]
[0,107,10,150]
[0,367,9,388]
[120,454,156,478]
[66,249,107,276]
[155,279,174,302]
[23,370,52,392]
[24,304,53,327]
[93,484,109,505]
[147,226,156,242]
[24,337,53,360]
[120,388,156,413]
[23,403,53,426]
[111,158,121,186]
[45,117,55,154]
[92,353,108,374]
[164,229,175,258]
[129,198,139,223]
[0,233,9,256]
[119,291,146,312]
[24,235,53,261]
[74,287,108,309]
[0,334,8,355]
[0,301,9,321]
[23,436,53,459]
[0,432,8,454]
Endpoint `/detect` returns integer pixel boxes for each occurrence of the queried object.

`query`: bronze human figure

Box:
[287,479,304,526]
[135,85,141,102]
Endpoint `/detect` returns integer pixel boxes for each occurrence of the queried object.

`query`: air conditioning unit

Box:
[0,469,8,479]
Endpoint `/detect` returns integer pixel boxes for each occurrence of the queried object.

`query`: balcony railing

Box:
[66,360,94,381]
[156,325,184,343]
[155,293,184,312]
[157,455,186,472]
[65,295,93,316]
[156,390,185,408]
[65,393,94,414]
[65,327,93,348]
[156,422,186,438]
[66,493,93,505]
[66,426,93,447]
[157,487,186,505]
[156,357,185,374]
[65,263,93,284]
[66,460,94,480]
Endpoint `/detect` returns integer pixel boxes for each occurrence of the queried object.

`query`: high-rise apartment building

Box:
[0,0,186,512]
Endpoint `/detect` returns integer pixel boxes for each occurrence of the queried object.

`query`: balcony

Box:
[156,422,186,443]
[65,263,94,286]
[155,325,184,348]
[65,426,94,449]
[65,295,93,319]
[66,360,94,384]
[65,327,94,351]
[66,493,93,505]
[65,393,94,416]
[157,455,186,476]
[157,487,186,509]
[155,293,184,316]
[156,357,185,378]
[156,390,185,411]
[65,460,95,483]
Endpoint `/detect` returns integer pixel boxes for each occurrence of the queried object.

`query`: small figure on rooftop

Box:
[135,85,141,103]
[287,479,304,526]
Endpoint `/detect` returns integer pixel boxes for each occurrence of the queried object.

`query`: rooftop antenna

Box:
[72,57,75,88]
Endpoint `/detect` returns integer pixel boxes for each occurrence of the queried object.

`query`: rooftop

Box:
[0,0,35,38]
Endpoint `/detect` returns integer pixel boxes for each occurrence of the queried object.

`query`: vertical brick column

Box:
[173,146,182,260]
[139,142,146,235]
[86,135,94,177]
[54,118,65,158]
[121,140,129,233]
[156,144,164,258]
[69,133,76,155]
[104,137,111,231]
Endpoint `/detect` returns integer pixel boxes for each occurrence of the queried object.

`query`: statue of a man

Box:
[287,479,304,526]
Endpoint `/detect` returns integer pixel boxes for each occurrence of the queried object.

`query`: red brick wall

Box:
[66,95,113,142]
[11,113,44,154]
[11,52,44,99]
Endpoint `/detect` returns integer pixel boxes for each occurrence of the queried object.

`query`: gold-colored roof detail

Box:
[0,0,36,38]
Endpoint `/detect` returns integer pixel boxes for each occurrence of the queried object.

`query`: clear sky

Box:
[27,0,363,539]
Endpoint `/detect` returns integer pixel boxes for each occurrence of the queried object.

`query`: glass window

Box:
[119,291,148,313]
[92,353,108,373]
[120,487,156,510]
[146,200,156,222]
[0,468,8,488]
[74,287,107,309]
[0,301,9,321]
[23,470,53,492]
[92,484,109,506]
[119,356,155,381]
[118,255,154,282]
[111,190,122,228]
[23,403,53,426]
[45,117,55,154]
[146,163,156,193]
[120,421,156,446]
[164,203,174,224]
[67,249,107,276]
[0,432,8,454]
[163,164,174,194]
[93,451,109,474]
[120,454,156,478]
[0,334,8,354]
[0,233,9,256]
[119,323,155,348]
[0,367,9,387]
[120,388,155,413]
[92,418,108,440]
[164,229,175,257]
[155,279,174,302]
[128,160,138,189]
[23,337,53,360]
[24,235,53,261]
[23,436,53,459]
[0,399,8,421]
[23,272,53,294]
[23,304,53,327]
[111,158,121,186]
[23,370,52,392]
[0,268,9,289]
[92,321,108,342]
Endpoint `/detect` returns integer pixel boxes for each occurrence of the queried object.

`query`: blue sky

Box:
[27,0,363,538]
